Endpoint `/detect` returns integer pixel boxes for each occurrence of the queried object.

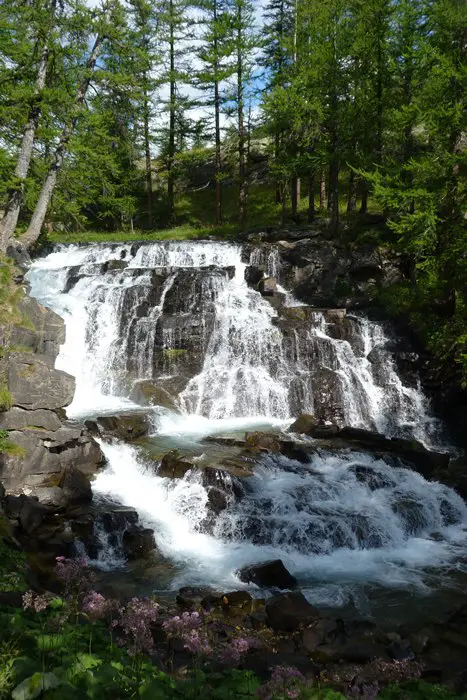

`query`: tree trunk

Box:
[319,172,326,210]
[347,170,357,214]
[307,175,315,223]
[328,82,339,234]
[281,181,287,225]
[237,10,247,229]
[167,0,176,225]
[360,180,368,214]
[275,132,281,204]
[213,0,222,226]
[143,76,153,229]
[21,34,103,248]
[0,34,51,251]
[291,176,298,218]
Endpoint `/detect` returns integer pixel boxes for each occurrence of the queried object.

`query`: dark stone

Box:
[129,381,179,410]
[237,559,298,590]
[177,586,215,609]
[258,277,277,296]
[289,414,317,434]
[102,259,129,272]
[94,412,149,441]
[59,467,92,505]
[266,591,320,631]
[5,494,47,534]
[245,432,281,453]
[122,527,156,560]
[158,451,196,479]
[244,266,264,286]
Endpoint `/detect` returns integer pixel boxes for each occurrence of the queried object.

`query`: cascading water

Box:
[25,240,466,617]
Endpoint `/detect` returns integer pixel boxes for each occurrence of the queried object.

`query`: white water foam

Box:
[25,240,460,611]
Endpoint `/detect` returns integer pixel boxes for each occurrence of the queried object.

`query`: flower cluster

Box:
[22,590,49,613]
[117,597,158,657]
[55,556,95,598]
[163,611,211,656]
[82,591,118,621]
[257,666,306,700]
[219,637,250,665]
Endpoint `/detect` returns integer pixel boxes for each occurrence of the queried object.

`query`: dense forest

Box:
[0,0,466,377]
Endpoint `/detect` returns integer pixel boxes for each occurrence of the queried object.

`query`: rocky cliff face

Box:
[0,293,103,495]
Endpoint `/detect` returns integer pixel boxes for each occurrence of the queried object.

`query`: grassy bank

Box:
[45,224,238,245]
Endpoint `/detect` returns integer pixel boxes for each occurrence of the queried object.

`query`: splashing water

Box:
[25,240,464,616]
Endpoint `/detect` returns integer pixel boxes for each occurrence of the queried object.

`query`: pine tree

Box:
[196,0,235,225]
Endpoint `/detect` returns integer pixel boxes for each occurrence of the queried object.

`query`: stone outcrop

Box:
[237,559,298,590]
[86,412,150,441]
[0,292,103,494]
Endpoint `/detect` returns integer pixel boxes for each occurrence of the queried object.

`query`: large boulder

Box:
[0,425,103,492]
[122,527,156,560]
[237,560,298,590]
[89,412,150,441]
[0,407,62,431]
[7,355,75,411]
[58,467,92,505]
[245,432,282,454]
[266,591,320,632]
[129,380,179,410]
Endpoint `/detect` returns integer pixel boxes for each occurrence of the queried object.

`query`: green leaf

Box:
[12,672,62,700]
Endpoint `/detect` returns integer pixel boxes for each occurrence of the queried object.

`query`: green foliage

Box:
[0,385,13,412]
[379,679,467,699]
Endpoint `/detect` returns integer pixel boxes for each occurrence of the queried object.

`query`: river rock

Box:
[0,407,62,431]
[90,412,150,441]
[102,259,128,272]
[122,527,156,560]
[158,451,196,479]
[237,559,298,590]
[266,591,320,631]
[245,431,282,453]
[129,380,179,410]
[289,414,317,434]
[59,467,92,505]
[4,494,48,534]
[258,277,277,296]
[244,265,264,286]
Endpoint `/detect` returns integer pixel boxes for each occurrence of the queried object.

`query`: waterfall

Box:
[25,239,465,616]
[27,240,437,440]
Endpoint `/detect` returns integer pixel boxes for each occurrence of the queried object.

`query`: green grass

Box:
[45,176,382,245]
[0,383,12,412]
[46,224,237,245]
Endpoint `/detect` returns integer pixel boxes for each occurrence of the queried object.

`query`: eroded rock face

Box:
[0,292,104,495]
[87,412,150,441]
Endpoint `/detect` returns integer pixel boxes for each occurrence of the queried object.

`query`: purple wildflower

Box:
[82,591,116,621]
[118,597,158,656]
[257,666,306,700]
[55,556,95,598]
[22,591,49,613]
[183,629,212,655]
[163,611,212,657]
[219,637,250,665]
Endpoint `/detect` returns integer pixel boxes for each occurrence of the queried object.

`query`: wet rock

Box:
[158,451,196,479]
[177,586,215,609]
[34,486,69,510]
[102,259,128,272]
[258,277,277,296]
[221,590,254,614]
[311,368,345,424]
[244,265,264,286]
[237,559,298,590]
[129,381,179,410]
[122,527,156,560]
[59,467,92,505]
[92,412,150,441]
[245,432,282,453]
[266,591,320,632]
[289,414,317,434]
